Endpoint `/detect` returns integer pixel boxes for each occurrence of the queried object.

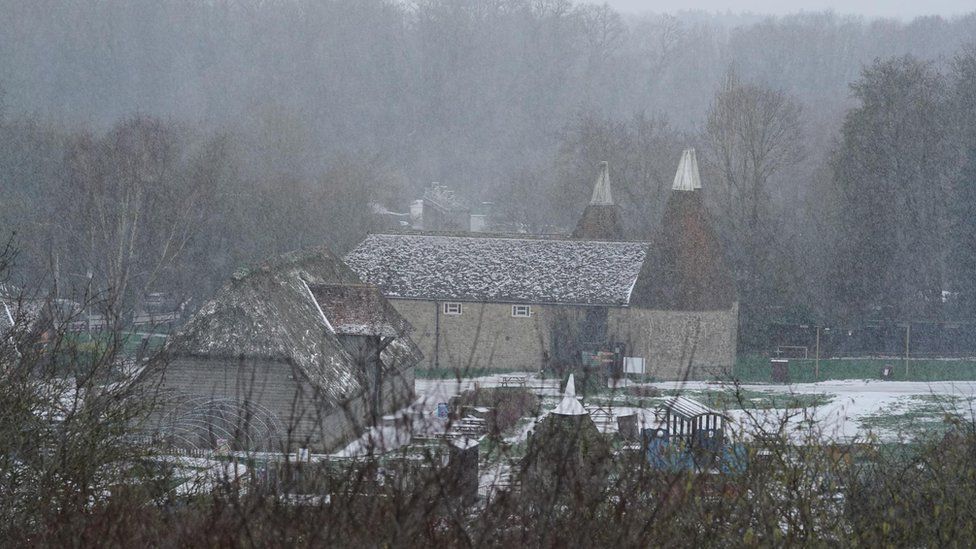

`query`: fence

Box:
[768,321,976,359]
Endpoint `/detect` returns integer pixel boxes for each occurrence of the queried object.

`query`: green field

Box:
[858,394,965,436]
[64,330,169,357]
[729,356,976,383]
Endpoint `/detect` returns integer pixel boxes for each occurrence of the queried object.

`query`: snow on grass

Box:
[647,379,976,443]
[413,375,976,445]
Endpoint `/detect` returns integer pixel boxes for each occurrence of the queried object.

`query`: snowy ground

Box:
[413,374,976,444]
[655,379,976,442]
[149,374,976,498]
[154,455,248,495]
[330,373,976,465]
[331,374,560,457]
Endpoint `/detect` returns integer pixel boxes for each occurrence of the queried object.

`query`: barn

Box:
[345,150,738,380]
[146,246,421,454]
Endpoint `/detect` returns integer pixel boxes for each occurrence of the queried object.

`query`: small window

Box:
[512,305,531,318]
[443,302,462,315]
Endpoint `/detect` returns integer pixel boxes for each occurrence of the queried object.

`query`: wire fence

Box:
[767,320,976,359]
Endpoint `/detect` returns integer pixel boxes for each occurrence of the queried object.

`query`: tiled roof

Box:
[345,233,649,306]
[629,190,736,311]
[309,283,411,338]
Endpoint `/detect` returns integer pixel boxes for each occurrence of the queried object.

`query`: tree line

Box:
[1,1,975,347]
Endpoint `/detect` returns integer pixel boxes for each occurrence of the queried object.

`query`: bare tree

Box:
[577,3,625,65]
[543,110,686,236]
[702,69,806,345]
[704,68,805,232]
[64,117,216,319]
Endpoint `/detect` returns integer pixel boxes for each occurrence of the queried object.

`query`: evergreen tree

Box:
[948,46,976,317]
[830,56,953,321]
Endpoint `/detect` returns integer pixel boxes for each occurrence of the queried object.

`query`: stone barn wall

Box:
[388,298,737,380]
[608,303,738,380]
[389,299,552,372]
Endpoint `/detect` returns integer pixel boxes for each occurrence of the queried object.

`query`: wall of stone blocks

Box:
[390,297,738,381]
[608,303,738,380]
[390,299,551,372]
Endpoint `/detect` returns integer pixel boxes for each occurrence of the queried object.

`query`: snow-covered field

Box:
[414,374,976,444]
[660,379,976,442]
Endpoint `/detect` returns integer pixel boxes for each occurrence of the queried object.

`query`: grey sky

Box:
[603,0,975,19]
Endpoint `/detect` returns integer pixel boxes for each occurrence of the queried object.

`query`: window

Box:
[443,302,462,315]
[512,305,531,318]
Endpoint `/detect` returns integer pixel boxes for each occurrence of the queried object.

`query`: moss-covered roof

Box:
[168,246,421,405]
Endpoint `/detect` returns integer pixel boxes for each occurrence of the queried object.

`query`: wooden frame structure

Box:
[655,396,728,445]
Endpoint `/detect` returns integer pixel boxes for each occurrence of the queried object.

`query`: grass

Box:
[859,394,967,436]
[584,394,661,408]
[71,330,168,357]
[729,356,976,383]
[665,388,834,410]
[649,387,832,410]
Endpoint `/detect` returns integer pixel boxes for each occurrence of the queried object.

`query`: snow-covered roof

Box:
[0,296,58,335]
[672,148,702,191]
[590,161,614,205]
[552,374,588,416]
[345,234,649,306]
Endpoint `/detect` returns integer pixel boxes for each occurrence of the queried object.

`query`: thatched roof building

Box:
[155,246,421,452]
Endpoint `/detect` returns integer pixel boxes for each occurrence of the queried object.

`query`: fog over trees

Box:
[1,0,975,344]
[5,2,976,546]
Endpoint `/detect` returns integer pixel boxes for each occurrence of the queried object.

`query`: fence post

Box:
[815,326,820,381]
[905,322,912,381]
[904,323,911,378]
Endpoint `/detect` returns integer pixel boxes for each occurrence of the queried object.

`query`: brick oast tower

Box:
[572,161,625,241]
